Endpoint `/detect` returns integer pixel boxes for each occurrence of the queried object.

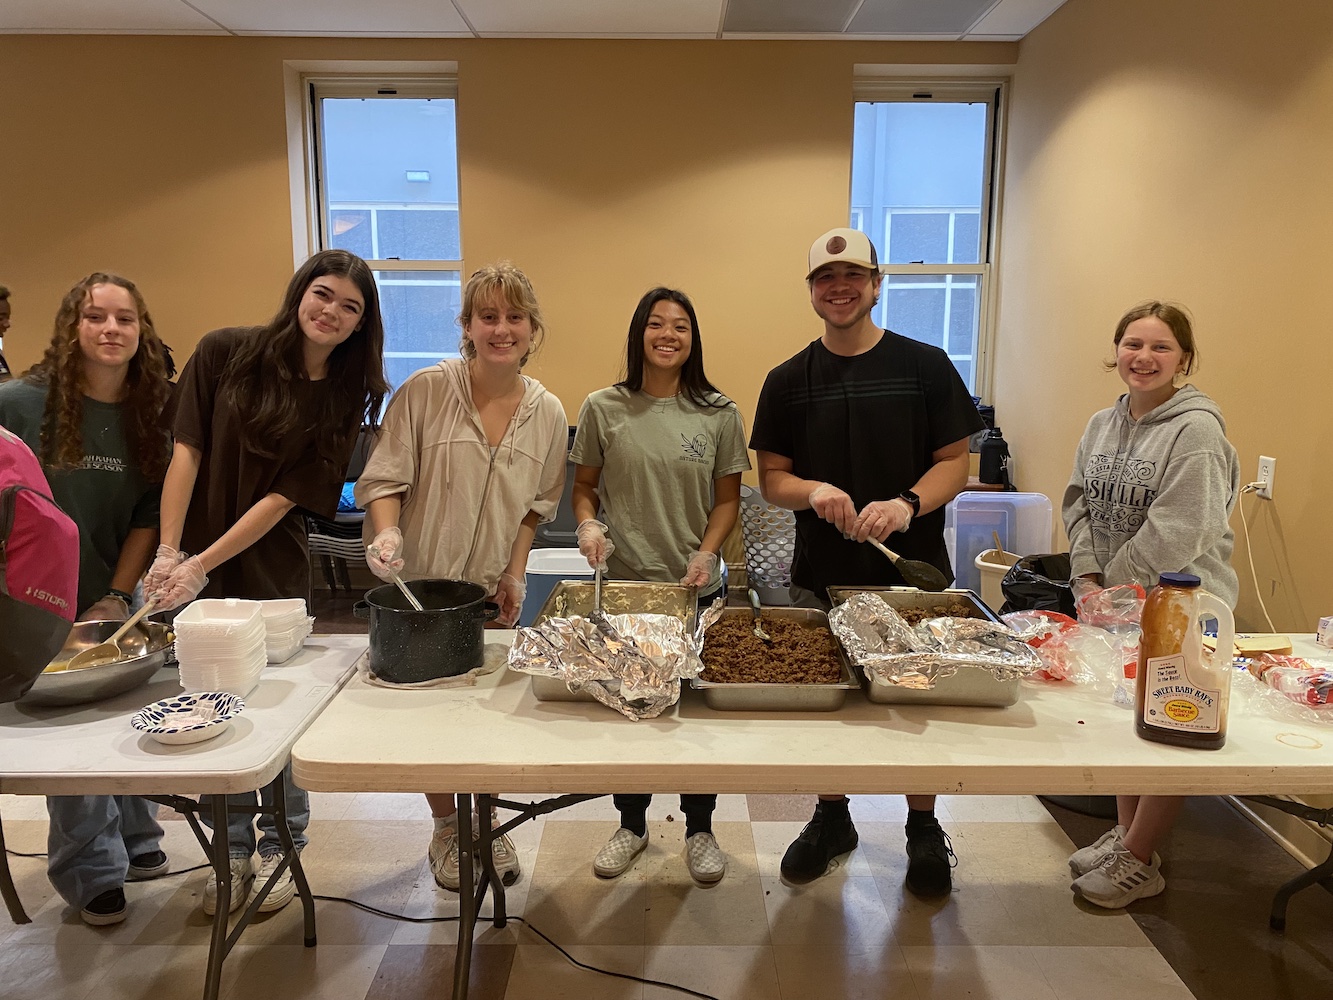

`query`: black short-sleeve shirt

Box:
[175,327,353,602]
[750,330,984,594]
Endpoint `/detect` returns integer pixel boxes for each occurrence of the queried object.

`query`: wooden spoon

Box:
[65,599,157,671]
[866,539,951,591]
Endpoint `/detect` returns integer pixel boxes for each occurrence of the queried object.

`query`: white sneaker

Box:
[1068,824,1126,878]
[1071,846,1165,908]
[685,832,727,884]
[203,856,254,916]
[592,828,648,878]
[491,832,521,886]
[429,824,461,890]
[251,853,297,913]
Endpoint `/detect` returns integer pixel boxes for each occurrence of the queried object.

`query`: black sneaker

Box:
[905,817,956,897]
[80,887,128,926]
[127,850,169,881]
[780,804,859,882]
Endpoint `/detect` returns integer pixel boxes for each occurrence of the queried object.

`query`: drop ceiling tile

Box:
[968,0,1068,37]
[459,0,722,36]
[848,0,998,35]
[722,0,859,34]
[0,0,226,33]
[192,0,472,35]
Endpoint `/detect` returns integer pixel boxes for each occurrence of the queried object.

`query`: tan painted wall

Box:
[998,0,1333,630]
[0,34,1011,445]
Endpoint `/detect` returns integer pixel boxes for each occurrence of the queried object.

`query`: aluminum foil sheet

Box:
[508,599,726,720]
[829,592,1039,688]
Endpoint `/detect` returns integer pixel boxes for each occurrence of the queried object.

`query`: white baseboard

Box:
[1228,794,1333,870]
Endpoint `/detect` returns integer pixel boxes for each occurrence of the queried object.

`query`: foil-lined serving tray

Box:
[826,588,1022,707]
[527,581,698,702]
[692,607,859,712]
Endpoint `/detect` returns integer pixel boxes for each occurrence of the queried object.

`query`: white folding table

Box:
[0,634,367,1000]
[292,631,1333,1000]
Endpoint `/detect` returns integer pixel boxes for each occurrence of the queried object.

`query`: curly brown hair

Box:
[24,273,173,481]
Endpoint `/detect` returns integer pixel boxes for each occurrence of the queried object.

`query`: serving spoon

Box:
[65,599,157,671]
[390,570,426,612]
[748,588,772,644]
[866,538,951,591]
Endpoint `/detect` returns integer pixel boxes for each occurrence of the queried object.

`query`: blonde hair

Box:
[458,262,546,367]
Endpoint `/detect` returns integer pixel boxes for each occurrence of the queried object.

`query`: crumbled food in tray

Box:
[897,601,977,625]
[701,615,843,684]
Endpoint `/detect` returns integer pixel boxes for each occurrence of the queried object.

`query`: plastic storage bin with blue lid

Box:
[519,549,595,626]
[944,492,1052,595]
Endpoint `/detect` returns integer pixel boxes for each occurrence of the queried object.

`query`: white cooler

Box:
[520,549,594,626]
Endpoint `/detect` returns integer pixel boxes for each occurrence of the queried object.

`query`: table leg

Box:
[272,768,317,947]
[202,796,231,1000]
[0,806,31,924]
[452,793,475,1000]
[1270,843,1333,932]
[477,794,506,928]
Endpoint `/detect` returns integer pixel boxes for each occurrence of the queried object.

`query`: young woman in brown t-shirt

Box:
[145,249,389,916]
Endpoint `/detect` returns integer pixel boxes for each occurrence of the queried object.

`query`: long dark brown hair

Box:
[616,287,728,408]
[24,273,173,481]
[220,250,389,467]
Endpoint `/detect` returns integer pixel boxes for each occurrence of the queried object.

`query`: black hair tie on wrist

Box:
[106,588,134,603]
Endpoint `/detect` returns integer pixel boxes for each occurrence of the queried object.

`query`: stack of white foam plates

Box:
[259,598,314,663]
[173,599,267,697]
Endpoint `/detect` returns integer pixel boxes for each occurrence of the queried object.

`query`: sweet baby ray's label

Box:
[1144,654,1222,734]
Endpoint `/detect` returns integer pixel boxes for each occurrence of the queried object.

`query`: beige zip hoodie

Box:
[355,358,567,594]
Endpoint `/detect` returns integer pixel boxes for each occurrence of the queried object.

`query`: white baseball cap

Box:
[807,227,881,279]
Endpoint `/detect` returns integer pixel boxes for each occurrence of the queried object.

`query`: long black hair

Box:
[616,287,728,409]
[221,249,389,468]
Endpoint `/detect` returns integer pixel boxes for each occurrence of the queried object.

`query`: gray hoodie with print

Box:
[1062,384,1240,608]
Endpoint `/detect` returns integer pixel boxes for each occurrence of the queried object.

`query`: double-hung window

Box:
[306,77,462,396]
[850,82,1003,394]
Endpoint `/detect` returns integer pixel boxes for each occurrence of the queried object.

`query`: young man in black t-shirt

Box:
[749,227,984,896]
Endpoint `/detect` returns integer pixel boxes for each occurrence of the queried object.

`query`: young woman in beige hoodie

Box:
[355,262,567,892]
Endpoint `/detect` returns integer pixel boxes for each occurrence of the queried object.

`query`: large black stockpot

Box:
[354,579,499,683]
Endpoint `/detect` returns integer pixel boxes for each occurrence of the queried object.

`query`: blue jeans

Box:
[46,795,163,909]
[201,762,310,860]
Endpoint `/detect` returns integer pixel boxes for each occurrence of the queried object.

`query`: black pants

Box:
[613,794,716,832]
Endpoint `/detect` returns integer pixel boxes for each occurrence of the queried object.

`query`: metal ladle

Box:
[867,538,951,591]
[748,588,772,644]
[390,570,425,612]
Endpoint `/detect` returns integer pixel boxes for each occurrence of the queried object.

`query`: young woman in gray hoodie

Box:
[1061,301,1240,909]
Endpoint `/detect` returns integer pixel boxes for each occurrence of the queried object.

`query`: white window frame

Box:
[285,63,465,375]
[850,79,1007,400]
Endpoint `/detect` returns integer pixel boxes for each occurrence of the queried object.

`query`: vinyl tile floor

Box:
[3,789,1332,1000]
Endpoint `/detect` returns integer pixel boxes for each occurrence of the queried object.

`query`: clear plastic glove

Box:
[143,543,185,598]
[366,526,405,582]
[576,519,614,570]
[1071,575,1102,605]
[79,594,130,622]
[679,550,719,588]
[494,572,525,627]
[808,483,857,536]
[849,498,912,543]
[155,556,209,612]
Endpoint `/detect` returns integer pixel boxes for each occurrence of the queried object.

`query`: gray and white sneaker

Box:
[491,833,522,886]
[429,824,462,890]
[684,832,727,884]
[1068,824,1126,878]
[251,852,297,912]
[203,855,254,916]
[592,828,648,878]
[1071,846,1165,908]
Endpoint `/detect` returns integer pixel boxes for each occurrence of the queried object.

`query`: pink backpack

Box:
[1,426,79,702]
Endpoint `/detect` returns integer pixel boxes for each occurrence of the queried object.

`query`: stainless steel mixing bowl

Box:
[21,620,173,707]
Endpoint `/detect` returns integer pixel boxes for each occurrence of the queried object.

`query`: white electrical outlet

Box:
[1256,455,1276,499]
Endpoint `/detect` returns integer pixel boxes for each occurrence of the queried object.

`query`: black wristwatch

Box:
[897,490,921,518]
[106,588,134,603]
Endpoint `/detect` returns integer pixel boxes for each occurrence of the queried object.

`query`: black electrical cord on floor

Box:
[312,893,722,1000]
[5,848,719,1000]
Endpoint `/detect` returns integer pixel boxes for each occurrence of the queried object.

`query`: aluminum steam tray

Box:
[527,581,698,702]
[691,607,859,712]
[825,587,1020,707]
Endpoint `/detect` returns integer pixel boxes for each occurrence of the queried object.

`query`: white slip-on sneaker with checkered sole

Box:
[685,832,727,884]
[593,828,648,878]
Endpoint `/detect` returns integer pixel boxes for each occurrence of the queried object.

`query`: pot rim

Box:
[363,577,488,613]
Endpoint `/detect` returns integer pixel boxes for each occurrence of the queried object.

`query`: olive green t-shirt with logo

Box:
[571,387,751,592]
[0,379,162,615]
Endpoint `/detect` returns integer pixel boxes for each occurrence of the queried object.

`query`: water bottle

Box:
[1135,573,1235,749]
[978,427,1010,485]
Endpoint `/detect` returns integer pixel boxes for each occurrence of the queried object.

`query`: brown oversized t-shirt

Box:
[174,327,353,602]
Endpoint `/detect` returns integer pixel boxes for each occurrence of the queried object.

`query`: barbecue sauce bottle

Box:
[1135,573,1236,750]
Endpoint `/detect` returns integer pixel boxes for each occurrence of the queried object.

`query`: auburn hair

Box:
[24,273,172,481]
